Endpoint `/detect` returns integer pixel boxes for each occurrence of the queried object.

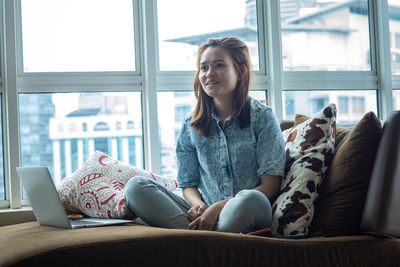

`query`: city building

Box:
[49,94,143,185]
[19,94,55,177]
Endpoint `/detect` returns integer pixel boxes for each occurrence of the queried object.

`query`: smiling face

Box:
[199,46,240,101]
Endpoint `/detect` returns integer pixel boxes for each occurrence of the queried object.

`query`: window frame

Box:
[390,0,400,89]
[0,0,397,210]
[0,1,4,208]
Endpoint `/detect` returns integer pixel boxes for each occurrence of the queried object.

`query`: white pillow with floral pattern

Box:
[57,151,178,219]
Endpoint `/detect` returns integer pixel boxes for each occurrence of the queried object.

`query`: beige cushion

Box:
[2,222,399,267]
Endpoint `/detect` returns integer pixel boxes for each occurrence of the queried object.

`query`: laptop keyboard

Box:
[70,220,103,226]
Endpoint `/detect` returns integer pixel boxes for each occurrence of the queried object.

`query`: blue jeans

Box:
[125,177,272,234]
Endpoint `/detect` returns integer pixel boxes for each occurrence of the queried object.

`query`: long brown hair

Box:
[189,37,252,137]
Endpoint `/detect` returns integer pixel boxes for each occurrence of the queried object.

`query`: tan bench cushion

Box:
[1,222,400,267]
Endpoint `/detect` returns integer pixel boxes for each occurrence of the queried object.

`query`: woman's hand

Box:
[188,200,228,231]
[187,203,208,221]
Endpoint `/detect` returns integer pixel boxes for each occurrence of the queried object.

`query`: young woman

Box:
[125,37,285,234]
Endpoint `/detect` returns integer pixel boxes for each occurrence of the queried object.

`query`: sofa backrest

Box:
[279,120,293,132]
[361,110,400,238]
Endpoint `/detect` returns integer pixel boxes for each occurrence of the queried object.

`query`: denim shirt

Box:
[176,98,285,207]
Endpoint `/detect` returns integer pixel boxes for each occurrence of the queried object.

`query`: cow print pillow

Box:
[271,104,336,237]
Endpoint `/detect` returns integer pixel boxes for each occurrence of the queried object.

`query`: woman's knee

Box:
[125,176,153,203]
[217,190,272,233]
[235,190,271,212]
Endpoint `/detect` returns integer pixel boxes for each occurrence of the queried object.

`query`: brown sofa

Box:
[1,111,400,267]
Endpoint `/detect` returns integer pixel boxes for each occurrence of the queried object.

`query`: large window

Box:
[12,0,141,206]
[0,0,397,210]
[280,0,371,71]
[157,0,260,71]
[19,92,143,187]
[21,0,135,72]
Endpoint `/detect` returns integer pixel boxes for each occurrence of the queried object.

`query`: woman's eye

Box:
[216,64,224,68]
[200,66,208,71]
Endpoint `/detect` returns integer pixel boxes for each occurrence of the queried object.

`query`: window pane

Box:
[389,0,400,75]
[394,90,400,109]
[281,0,371,71]
[249,90,268,103]
[282,90,377,123]
[21,0,135,72]
[157,0,260,71]
[157,90,267,178]
[157,92,196,178]
[19,92,143,195]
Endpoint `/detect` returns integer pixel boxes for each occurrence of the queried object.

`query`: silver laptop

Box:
[16,166,134,229]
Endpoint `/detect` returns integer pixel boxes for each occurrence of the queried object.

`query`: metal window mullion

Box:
[156,72,268,92]
[264,0,283,119]
[2,0,21,209]
[17,73,143,93]
[139,0,160,173]
[372,0,393,119]
[256,0,267,76]
[282,71,378,90]
[157,72,194,91]
[0,1,8,208]
[15,0,23,75]
[133,0,142,75]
